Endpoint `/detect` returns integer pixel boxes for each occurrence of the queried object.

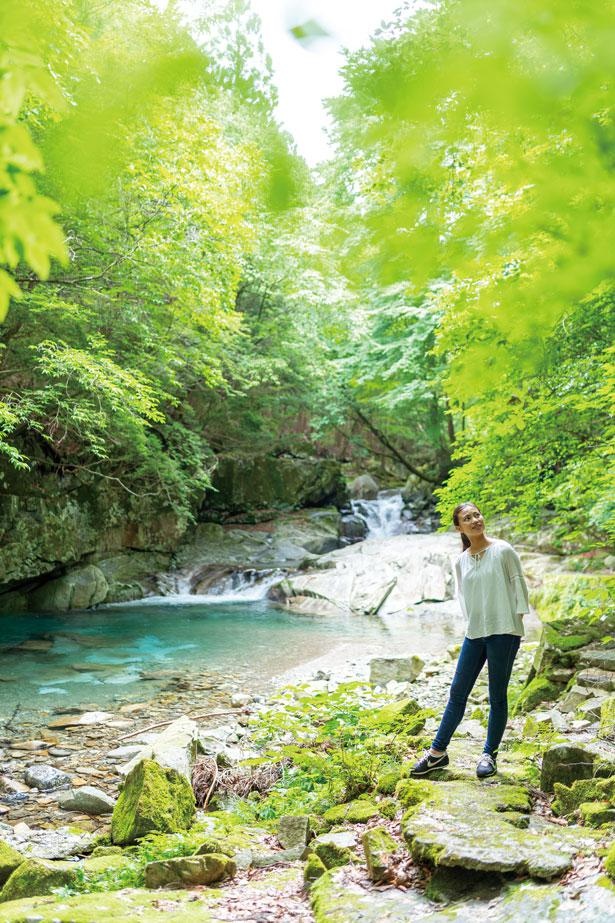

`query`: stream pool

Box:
[0,597,465,720]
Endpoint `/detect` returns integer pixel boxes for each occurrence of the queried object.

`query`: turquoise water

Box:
[0,598,463,719]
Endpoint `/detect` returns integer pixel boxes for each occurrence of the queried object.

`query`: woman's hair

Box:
[453,502,480,551]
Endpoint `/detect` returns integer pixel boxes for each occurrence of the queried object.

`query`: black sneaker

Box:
[409,750,449,777]
[476,753,497,778]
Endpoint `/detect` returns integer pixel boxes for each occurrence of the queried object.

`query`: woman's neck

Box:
[467,535,492,553]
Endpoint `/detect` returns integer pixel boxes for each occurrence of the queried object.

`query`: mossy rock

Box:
[362,826,397,883]
[0,859,80,903]
[110,758,195,846]
[323,800,379,825]
[378,798,398,820]
[90,845,124,857]
[375,767,403,794]
[402,779,604,879]
[579,801,615,827]
[604,841,615,880]
[359,698,420,733]
[304,852,327,884]
[552,776,615,816]
[0,841,25,887]
[599,695,615,740]
[512,677,559,716]
[144,853,236,888]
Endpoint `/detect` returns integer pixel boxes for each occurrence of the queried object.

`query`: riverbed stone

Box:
[0,858,79,903]
[558,684,592,713]
[402,779,596,879]
[119,716,202,780]
[369,656,424,685]
[144,853,236,888]
[278,814,310,849]
[110,758,195,845]
[23,765,70,792]
[0,887,219,921]
[540,743,597,792]
[577,668,615,692]
[578,648,615,672]
[56,786,115,814]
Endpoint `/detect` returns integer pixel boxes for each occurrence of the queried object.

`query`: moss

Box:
[90,845,123,857]
[378,798,398,820]
[312,841,356,870]
[322,800,379,825]
[395,778,435,809]
[578,801,615,827]
[512,677,559,716]
[0,859,80,903]
[552,777,615,817]
[0,841,25,887]
[604,841,615,880]
[110,759,195,846]
[144,853,236,888]
[0,887,216,921]
[359,698,420,733]
[375,768,402,794]
[304,853,327,884]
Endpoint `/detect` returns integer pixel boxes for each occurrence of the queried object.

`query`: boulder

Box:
[0,858,79,903]
[144,853,235,888]
[0,840,24,886]
[28,565,108,611]
[278,815,310,850]
[110,758,195,845]
[201,454,347,519]
[349,475,379,500]
[369,656,424,685]
[57,786,115,814]
[274,533,457,616]
[119,716,202,780]
[362,827,397,883]
[23,764,70,792]
[540,744,597,792]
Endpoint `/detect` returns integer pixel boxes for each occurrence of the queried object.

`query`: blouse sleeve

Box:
[455,557,468,620]
[502,545,530,614]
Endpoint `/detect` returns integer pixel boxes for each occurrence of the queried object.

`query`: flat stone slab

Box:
[311,868,615,922]
[402,780,598,879]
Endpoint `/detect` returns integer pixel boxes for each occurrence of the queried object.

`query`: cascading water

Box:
[351,489,406,538]
[157,566,286,602]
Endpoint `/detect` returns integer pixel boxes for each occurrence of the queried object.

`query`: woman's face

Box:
[455,505,485,538]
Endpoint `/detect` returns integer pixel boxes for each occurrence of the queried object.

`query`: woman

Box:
[410,502,529,779]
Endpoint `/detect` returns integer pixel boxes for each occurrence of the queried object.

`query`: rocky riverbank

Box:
[0,564,613,921]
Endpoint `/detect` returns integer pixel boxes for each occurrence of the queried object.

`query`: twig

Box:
[118,710,241,741]
[203,760,219,811]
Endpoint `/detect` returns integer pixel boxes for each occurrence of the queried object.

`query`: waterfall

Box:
[157,566,287,602]
[350,489,408,539]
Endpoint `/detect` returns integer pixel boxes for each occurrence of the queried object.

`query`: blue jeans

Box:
[432,633,521,757]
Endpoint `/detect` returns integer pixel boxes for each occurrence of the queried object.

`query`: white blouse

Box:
[454,539,530,640]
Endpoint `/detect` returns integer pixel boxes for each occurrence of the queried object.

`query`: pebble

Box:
[24,764,71,791]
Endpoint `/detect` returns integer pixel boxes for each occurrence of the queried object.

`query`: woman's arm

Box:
[502,545,530,614]
[455,557,469,620]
